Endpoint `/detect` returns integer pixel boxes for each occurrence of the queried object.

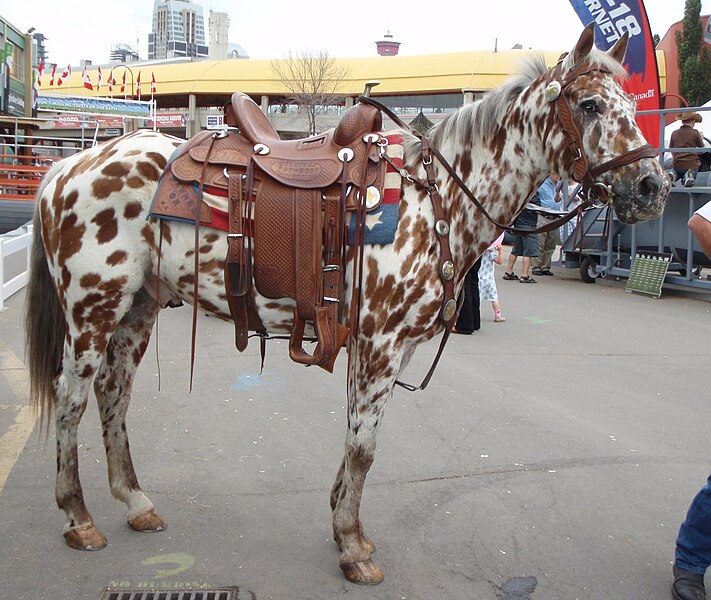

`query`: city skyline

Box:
[2,0,709,67]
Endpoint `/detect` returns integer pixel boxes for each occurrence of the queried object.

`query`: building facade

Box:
[148,0,209,61]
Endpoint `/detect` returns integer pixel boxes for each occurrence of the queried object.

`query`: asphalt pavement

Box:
[1,252,710,600]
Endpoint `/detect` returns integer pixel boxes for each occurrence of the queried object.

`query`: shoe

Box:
[494,312,506,322]
[540,269,554,276]
[672,565,706,600]
[684,170,696,188]
[531,268,544,276]
[519,275,537,283]
[453,328,473,335]
[503,272,519,280]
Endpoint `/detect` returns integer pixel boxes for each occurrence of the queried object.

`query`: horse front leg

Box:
[331,342,400,585]
[93,288,166,534]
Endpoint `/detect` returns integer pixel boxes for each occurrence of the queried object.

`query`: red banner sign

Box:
[568,0,661,146]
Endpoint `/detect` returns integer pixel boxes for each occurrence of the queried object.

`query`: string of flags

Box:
[35,63,158,98]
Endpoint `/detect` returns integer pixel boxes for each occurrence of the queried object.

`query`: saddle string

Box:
[155,220,164,391]
[346,135,375,393]
[190,133,221,391]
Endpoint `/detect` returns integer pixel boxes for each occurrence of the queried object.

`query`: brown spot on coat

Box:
[124,202,143,219]
[136,161,160,181]
[80,273,101,288]
[106,251,127,266]
[92,209,118,243]
[92,177,124,199]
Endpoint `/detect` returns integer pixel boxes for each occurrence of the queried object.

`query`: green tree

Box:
[676,0,711,106]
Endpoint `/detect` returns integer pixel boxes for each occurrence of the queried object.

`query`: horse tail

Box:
[25,179,65,434]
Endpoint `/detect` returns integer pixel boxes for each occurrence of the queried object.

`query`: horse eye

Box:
[581,99,599,113]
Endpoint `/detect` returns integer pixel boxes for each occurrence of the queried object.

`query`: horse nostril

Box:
[639,173,663,199]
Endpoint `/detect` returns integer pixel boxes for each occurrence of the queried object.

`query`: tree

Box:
[271,50,350,136]
[676,0,711,106]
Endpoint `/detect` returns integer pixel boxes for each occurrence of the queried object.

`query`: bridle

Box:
[541,60,658,206]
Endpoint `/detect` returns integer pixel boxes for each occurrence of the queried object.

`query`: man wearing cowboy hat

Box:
[670,112,705,187]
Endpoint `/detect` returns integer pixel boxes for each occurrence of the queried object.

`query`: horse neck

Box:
[432,93,551,274]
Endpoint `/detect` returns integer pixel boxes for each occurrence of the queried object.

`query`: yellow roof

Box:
[58,49,667,99]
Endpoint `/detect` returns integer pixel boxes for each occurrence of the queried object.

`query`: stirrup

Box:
[289,309,348,372]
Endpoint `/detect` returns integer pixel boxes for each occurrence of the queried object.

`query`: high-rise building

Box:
[208,10,228,61]
[148,0,209,60]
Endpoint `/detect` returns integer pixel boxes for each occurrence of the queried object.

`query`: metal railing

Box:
[0,223,32,311]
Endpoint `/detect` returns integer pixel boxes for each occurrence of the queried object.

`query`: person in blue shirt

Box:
[532,173,562,277]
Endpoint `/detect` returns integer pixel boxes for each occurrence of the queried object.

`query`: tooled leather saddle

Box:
[151,92,386,372]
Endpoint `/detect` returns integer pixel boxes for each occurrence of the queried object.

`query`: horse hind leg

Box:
[54,335,111,550]
[93,287,166,534]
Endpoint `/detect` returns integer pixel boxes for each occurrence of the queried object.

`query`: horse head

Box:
[544,23,669,224]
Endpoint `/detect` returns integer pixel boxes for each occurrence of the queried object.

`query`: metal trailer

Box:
[562,105,711,294]
[562,176,711,292]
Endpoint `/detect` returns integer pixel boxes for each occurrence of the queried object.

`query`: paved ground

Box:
[1,253,710,600]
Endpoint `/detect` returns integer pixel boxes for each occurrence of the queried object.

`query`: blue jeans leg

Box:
[676,473,711,575]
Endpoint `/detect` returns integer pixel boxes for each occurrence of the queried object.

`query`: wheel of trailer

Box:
[579,256,599,283]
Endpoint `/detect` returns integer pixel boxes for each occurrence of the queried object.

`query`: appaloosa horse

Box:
[25,25,669,584]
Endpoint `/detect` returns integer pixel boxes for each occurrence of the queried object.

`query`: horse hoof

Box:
[340,559,384,585]
[128,508,166,532]
[64,524,107,551]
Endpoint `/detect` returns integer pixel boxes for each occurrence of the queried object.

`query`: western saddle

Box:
[161,92,386,372]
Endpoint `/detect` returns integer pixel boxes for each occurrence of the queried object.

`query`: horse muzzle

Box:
[609,162,670,224]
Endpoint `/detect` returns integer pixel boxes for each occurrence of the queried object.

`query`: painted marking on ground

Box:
[0,347,37,493]
[141,553,195,578]
[231,371,284,391]
[525,315,552,325]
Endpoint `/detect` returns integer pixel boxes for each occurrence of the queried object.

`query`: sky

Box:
[2,0,710,66]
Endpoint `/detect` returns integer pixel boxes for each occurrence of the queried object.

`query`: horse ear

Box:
[571,23,596,66]
[608,32,629,64]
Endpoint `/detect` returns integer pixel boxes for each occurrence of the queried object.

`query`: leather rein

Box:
[358,60,658,392]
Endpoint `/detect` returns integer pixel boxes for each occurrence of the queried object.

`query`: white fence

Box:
[0,224,33,311]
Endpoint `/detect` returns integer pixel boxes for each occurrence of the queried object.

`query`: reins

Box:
[360,59,657,238]
[358,58,658,392]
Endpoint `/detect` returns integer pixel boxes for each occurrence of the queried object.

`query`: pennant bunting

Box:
[151,72,156,95]
[120,70,126,94]
[136,70,141,100]
[36,59,44,88]
[97,66,103,93]
[49,63,56,86]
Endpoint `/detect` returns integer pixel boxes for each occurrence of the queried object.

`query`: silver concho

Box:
[441,260,455,281]
[338,148,354,162]
[435,220,450,236]
[442,298,458,322]
[364,186,381,210]
[545,81,562,102]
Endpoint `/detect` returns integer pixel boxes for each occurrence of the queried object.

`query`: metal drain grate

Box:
[100,588,239,600]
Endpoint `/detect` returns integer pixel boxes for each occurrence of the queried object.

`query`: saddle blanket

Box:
[148,133,404,246]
